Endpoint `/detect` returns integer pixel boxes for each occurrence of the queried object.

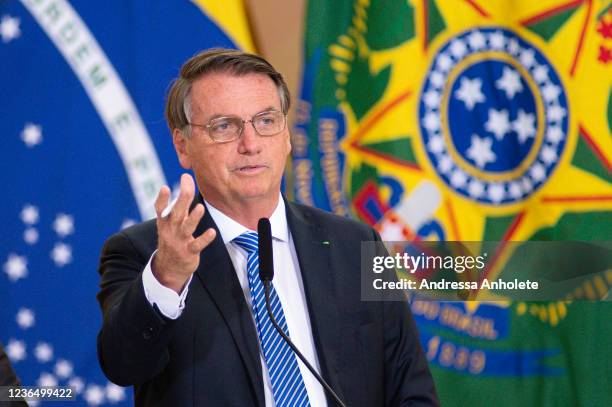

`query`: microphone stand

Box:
[262,280,347,407]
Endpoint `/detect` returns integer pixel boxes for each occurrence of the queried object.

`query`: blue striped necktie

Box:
[233,232,311,407]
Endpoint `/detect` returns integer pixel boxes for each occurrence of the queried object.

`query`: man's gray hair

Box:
[165,48,290,137]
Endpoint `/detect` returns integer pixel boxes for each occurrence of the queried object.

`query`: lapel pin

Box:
[322,241,330,245]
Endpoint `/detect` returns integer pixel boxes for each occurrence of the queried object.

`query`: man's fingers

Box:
[182,203,205,236]
[172,173,196,220]
[189,228,216,253]
[155,186,171,219]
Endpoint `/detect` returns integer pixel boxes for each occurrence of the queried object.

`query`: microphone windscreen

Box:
[257,218,274,282]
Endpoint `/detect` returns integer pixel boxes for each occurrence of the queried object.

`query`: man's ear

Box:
[285,129,292,154]
[173,128,192,169]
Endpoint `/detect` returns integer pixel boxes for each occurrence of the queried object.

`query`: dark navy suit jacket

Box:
[97,197,438,406]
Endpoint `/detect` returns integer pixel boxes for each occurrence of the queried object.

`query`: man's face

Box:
[173,72,291,209]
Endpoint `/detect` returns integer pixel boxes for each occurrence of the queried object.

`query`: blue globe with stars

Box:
[419,27,569,205]
[448,60,537,173]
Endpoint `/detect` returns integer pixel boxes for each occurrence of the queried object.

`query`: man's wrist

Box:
[151,254,189,294]
[143,252,192,320]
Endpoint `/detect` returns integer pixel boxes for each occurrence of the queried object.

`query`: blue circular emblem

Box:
[419,27,569,204]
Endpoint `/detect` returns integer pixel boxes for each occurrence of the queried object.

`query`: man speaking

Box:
[97,48,438,406]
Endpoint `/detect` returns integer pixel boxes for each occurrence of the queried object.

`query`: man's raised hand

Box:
[152,174,216,293]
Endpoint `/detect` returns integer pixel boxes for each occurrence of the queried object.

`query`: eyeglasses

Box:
[189,110,287,143]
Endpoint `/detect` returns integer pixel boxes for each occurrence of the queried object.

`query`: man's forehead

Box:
[190,72,281,117]
[193,71,275,90]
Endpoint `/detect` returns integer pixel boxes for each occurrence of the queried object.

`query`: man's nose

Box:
[237,120,261,154]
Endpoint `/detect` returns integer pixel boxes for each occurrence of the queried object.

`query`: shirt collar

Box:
[204,195,289,245]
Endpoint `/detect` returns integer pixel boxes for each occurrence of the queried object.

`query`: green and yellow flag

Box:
[294,0,611,405]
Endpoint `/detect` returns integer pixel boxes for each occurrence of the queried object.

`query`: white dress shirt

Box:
[142,197,328,406]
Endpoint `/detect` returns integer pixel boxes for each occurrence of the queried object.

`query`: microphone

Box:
[257,217,274,283]
[257,218,346,407]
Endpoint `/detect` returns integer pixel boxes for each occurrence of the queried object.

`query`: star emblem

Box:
[533,65,549,83]
[547,104,567,122]
[449,39,468,58]
[54,359,73,379]
[3,253,28,281]
[495,67,523,99]
[53,213,75,237]
[436,53,453,72]
[427,135,445,154]
[466,134,496,168]
[509,181,523,199]
[542,83,561,102]
[450,169,468,188]
[84,385,105,406]
[546,125,563,144]
[530,163,547,182]
[485,108,511,140]
[423,112,441,131]
[467,179,485,198]
[521,177,534,194]
[467,30,486,50]
[34,342,54,363]
[20,204,39,225]
[37,372,58,387]
[106,383,126,402]
[16,308,35,329]
[69,377,85,394]
[437,155,453,174]
[454,77,485,110]
[430,71,445,88]
[51,243,73,267]
[423,89,441,109]
[21,123,43,147]
[0,15,21,43]
[511,109,537,143]
[519,48,536,68]
[507,38,521,55]
[488,31,506,50]
[540,146,558,165]
[23,227,39,245]
[488,183,506,203]
[5,339,26,362]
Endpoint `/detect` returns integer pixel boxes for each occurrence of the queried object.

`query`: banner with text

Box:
[0,1,253,405]
[296,0,612,405]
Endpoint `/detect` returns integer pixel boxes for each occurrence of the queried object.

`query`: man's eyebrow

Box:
[204,106,281,121]
[259,106,279,113]
[206,114,232,120]
[197,113,238,124]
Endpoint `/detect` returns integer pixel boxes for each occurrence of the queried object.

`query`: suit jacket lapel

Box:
[285,200,346,404]
[192,195,265,407]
